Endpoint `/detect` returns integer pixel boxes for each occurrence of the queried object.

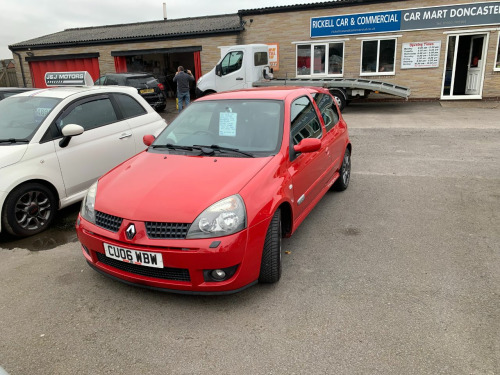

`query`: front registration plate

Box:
[103,243,164,268]
[140,88,154,94]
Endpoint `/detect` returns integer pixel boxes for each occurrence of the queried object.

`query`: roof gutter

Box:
[9,49,26,87]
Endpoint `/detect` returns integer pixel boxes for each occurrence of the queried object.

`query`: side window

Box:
[312,93,339,132]
[57,97,118,132]
[221,51,243,75]
[113,93,147,119]
[290,96,322,146]
[254,52,268,66]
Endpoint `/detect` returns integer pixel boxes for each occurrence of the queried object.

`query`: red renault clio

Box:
[76,87,351,294]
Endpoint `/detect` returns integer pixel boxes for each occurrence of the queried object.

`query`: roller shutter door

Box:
[29,57,100,88]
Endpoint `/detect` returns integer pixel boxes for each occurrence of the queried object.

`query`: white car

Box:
[0,72,167,237]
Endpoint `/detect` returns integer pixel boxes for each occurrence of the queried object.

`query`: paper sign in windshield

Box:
[219,112,237,137]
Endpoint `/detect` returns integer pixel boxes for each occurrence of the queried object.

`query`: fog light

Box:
[211,269,226,281]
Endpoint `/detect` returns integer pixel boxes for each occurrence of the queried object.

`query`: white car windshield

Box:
[153,99,284,156]
[0,96,61,142]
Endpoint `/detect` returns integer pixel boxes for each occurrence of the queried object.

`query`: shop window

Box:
[297,45,311,75]
[495,34,500,71]
[221,51,243,75]
[296,42,344,77]
[361,38,396,75]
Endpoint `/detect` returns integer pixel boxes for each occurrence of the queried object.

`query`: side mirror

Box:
[216,64,222,77]
[143,134,155,146]
[59,124,84,148]
[293,138,321,154]
[62,124,84,137]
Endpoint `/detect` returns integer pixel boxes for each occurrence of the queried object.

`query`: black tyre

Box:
[156,105,166,112]
[330,89,347,112]
[333,148,351,191]
[2,183,57,237]
[259,209,282,283]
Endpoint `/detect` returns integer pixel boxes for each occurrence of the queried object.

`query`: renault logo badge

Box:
[125,224,136,240]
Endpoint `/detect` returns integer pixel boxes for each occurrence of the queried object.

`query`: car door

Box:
[287,95,330,220]
[216,50,245,92]
[312,92,346,173]
[52,94,135,197]
[111,93,166,150]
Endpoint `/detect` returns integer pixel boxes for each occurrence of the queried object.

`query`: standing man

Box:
[173,66,195,112]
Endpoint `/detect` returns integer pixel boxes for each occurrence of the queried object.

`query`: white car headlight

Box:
[80,181,98,224]
[187,195,246,239]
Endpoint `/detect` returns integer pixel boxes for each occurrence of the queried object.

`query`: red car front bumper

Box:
[76,214,270,294]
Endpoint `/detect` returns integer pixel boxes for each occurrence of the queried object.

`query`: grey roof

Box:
[10,14,242,50]
[238,0,410,15]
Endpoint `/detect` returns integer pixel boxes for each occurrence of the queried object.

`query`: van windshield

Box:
[0,96,61,142]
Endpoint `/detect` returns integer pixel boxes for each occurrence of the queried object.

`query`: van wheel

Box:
[2,183,57,237]
[330,89,346,112]
[332,148,351,191]
[259,209,282,283]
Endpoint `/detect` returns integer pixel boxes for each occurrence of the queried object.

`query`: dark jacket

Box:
[173,71,195,93]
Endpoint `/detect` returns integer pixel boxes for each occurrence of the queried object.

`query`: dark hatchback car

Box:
[95,73,166,111]
[0,87,35,101]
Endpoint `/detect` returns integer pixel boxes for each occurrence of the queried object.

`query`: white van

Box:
[196,44,272,97]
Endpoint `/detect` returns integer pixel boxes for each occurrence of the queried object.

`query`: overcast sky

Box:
[1,0,328,60]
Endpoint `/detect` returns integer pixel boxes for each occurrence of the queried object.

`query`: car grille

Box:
[95,211,123,232]
[97,252,190,281]
[145,222,191,239]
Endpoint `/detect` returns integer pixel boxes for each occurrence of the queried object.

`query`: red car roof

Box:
[196,86,328,101]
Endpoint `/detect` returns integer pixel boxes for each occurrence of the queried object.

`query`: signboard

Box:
[45,71,93,86]
[401,41,441,69]
[267,43,279,71]
[311,1,500,37]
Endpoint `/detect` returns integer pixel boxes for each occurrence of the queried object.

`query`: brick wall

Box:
[240,0,500,99]
[14,34,239,88]
[13,0,500,99]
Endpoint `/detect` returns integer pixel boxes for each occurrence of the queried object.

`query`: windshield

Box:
[0,96,60,141]
[153,99,284,156]
[126,77,158,88]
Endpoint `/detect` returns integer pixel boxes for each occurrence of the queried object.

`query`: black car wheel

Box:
[2,183,57,237]
[330,89,347,112]
[332,148,351,191]
[259,209,282,283]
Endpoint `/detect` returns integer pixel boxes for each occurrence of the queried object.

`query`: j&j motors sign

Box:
[311,1,500,37]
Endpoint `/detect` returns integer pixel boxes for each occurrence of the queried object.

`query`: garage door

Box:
[29,57,100,88]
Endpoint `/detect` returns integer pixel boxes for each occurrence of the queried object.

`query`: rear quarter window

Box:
[254,52,268,66]
[113,93,147,119]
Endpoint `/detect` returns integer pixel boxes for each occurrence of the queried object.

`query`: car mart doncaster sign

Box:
[311,1,500,37]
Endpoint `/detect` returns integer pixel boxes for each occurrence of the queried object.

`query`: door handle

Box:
[119,133,132,139]
[236,77,244,80]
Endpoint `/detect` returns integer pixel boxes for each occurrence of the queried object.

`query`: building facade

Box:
[9,0,500,100]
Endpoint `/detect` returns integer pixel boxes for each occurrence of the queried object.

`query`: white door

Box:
[465,36,485,95]
[53,95,135,197]
[216,50,246,92]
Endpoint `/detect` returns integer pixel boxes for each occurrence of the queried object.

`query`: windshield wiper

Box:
[193,144,255,158]
[151,143,202,152]
[0,138,29,144]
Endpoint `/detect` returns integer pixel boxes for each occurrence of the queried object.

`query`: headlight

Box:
[80,181,98,224]
[186,195,246,239]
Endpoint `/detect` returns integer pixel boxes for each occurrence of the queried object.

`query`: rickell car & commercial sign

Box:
[311,1,500,37]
